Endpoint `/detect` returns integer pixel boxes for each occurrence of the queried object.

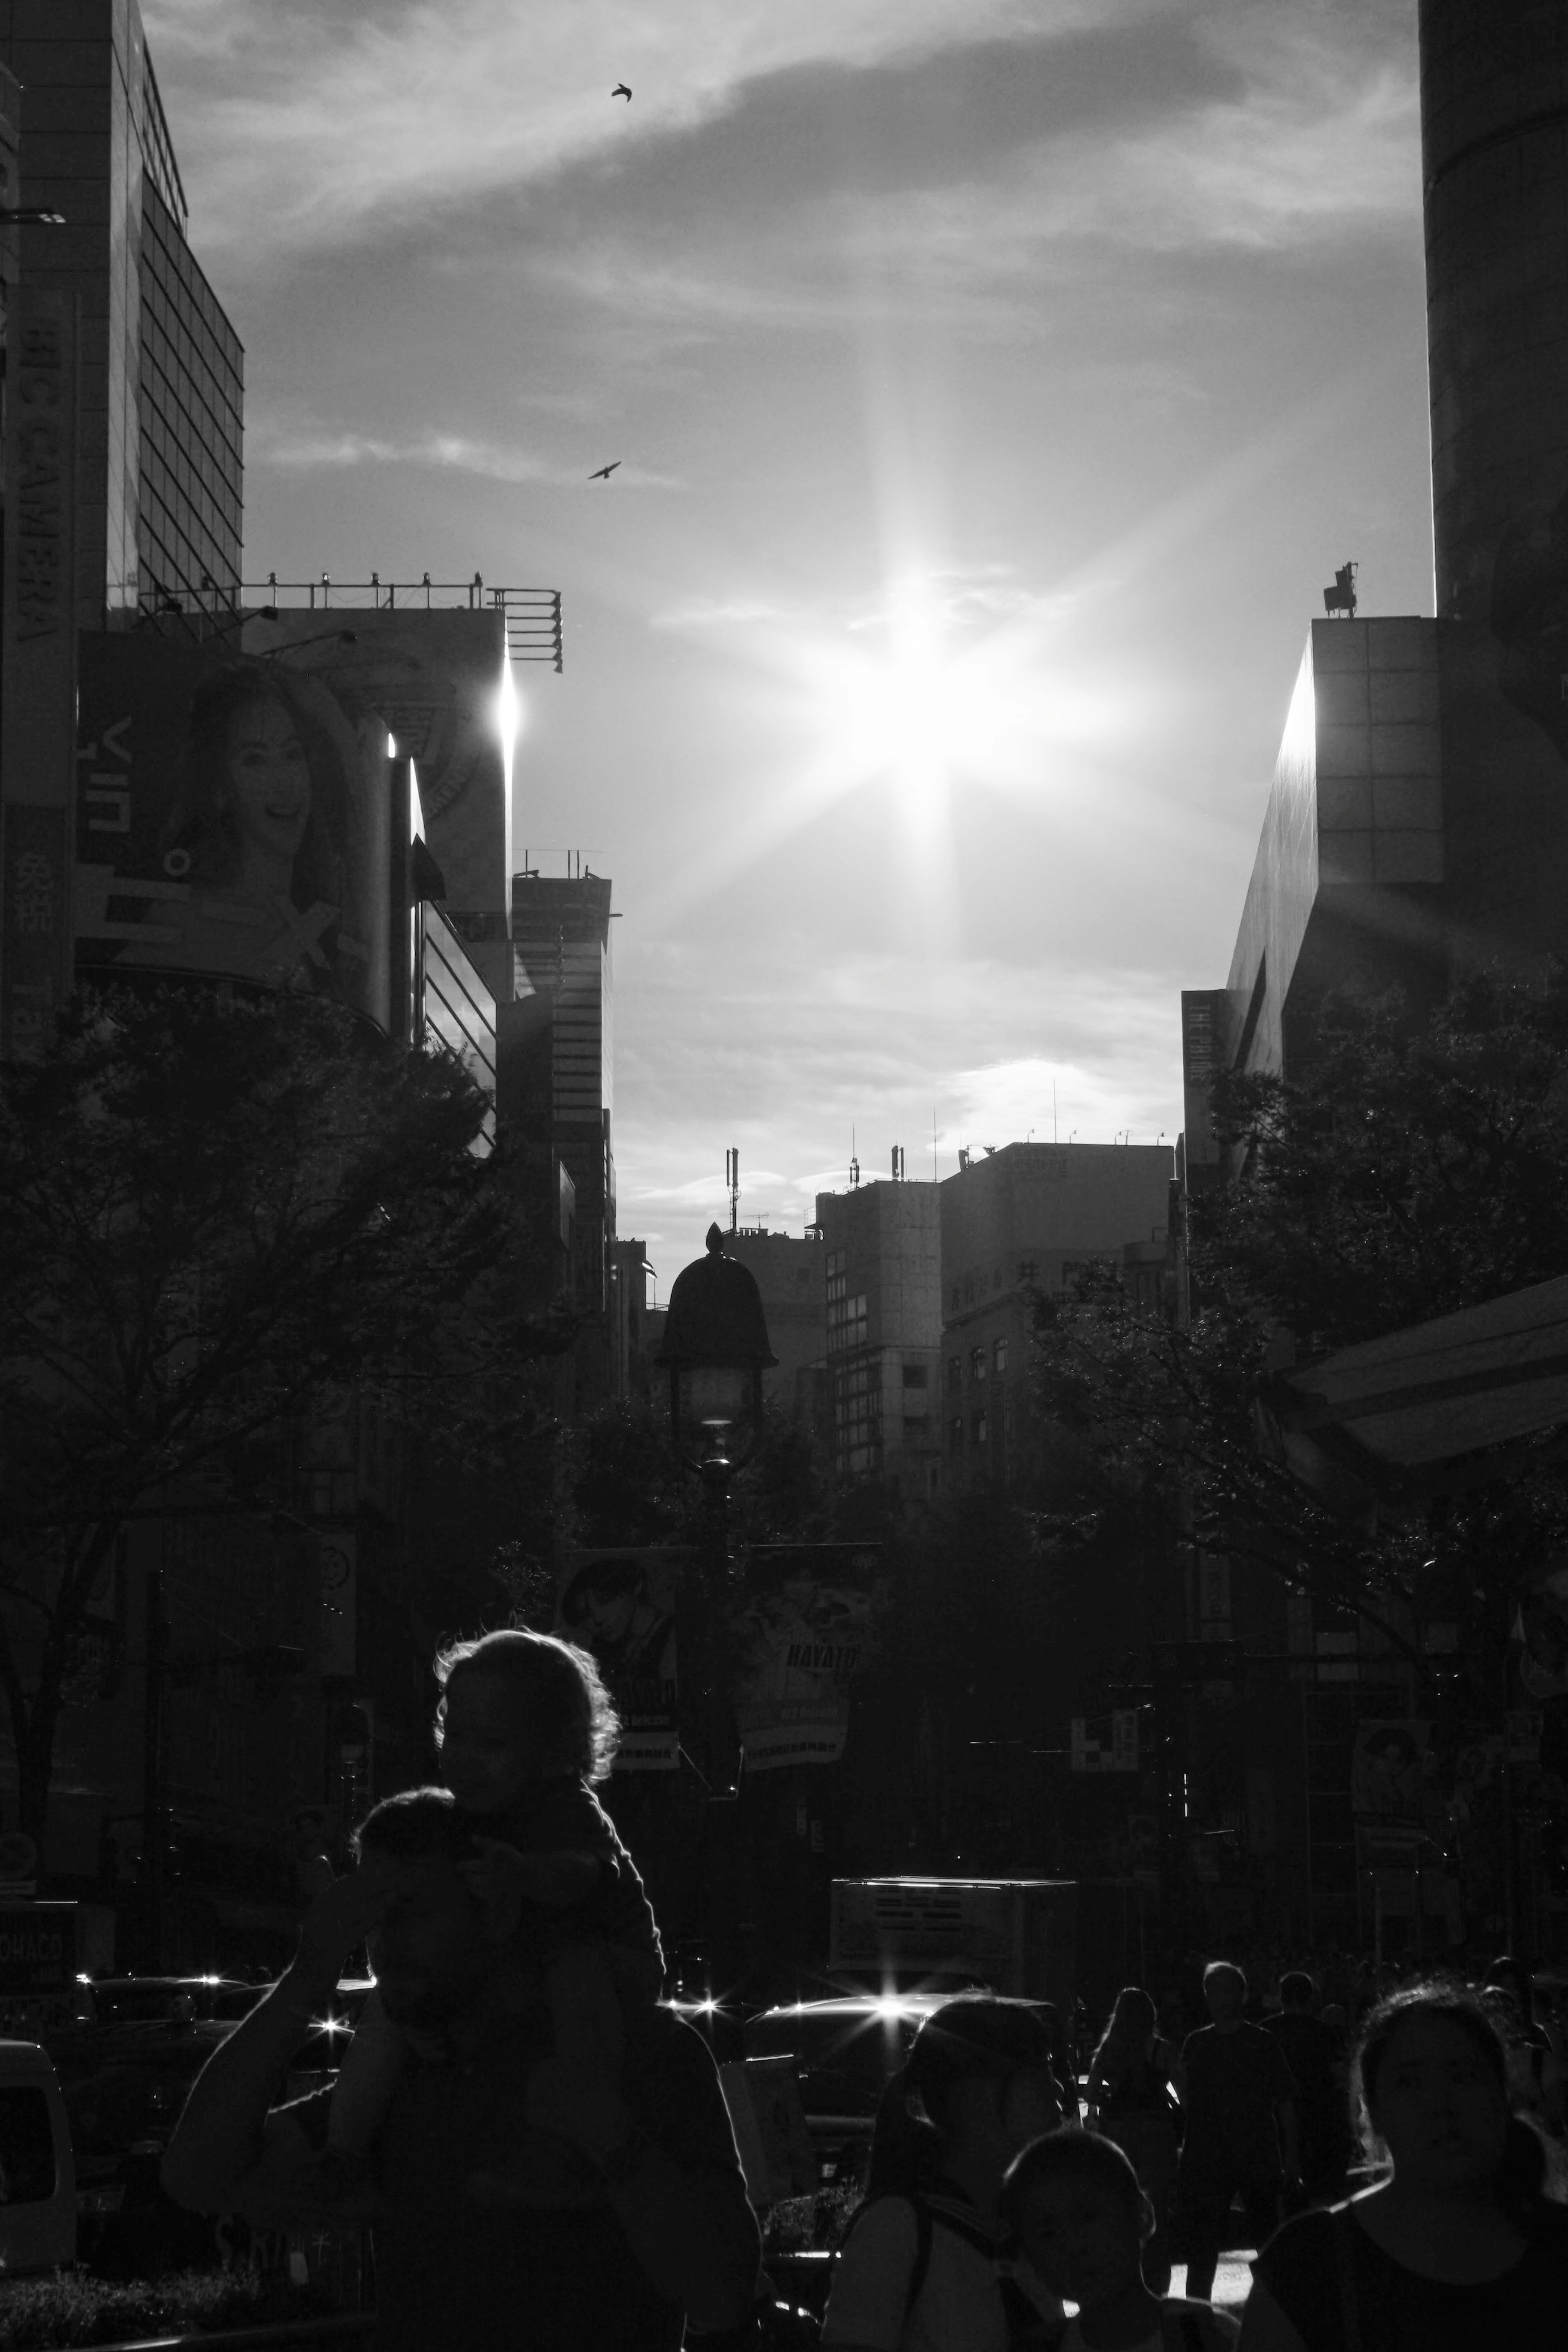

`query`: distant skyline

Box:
[148,0,1431,1285]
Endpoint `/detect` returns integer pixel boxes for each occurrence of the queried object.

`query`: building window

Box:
[1018,1258,1038,1285]
[951,1285,960,1312]
[969,1347,987,1381]
[902,1363,927,1389]
[833,1351,881,1475]
[993,1336,1008,1376]
[947,1355,962,1391]
[971,1410,988,1445]
[949,1416,964,1456]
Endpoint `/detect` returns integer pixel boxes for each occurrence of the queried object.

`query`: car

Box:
[0,2038,76,2272]
[72,1975,266,2030]
[744,1989,1076,2188]
[743,1992,953,2188]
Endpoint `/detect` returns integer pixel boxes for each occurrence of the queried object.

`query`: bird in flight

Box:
[612,83,632,100]
[589,461,621,480]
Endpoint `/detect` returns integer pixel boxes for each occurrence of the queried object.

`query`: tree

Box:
[1030,974,1568,1657]
[0,982,564,1849]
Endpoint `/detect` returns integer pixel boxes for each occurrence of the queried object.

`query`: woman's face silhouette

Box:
[225,696,311,868]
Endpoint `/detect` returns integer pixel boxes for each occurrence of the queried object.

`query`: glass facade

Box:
[420,904,497,1154]
[0,2,244,620]
[137,175,243,604]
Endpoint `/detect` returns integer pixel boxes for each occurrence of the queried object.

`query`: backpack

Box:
[835,2188,1047,2346]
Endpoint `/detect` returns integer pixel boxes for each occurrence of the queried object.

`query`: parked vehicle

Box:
[744,1991,952,2187]
[829,1876,1077,2013]
[0,2037,77,2271]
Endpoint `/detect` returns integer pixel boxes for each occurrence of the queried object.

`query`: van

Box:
[0,2038,76,2270]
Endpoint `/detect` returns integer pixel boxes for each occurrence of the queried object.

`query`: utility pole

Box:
[140,1559,165,1969]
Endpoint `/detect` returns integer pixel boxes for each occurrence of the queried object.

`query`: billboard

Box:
[556,1549,686,1772]
[238,609,511,916]
[730,1544,882,1772]
[76,637,392,1029]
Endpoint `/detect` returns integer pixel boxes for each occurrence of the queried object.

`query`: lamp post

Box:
[656,1224,776,2032]
[656,1222,777,1505]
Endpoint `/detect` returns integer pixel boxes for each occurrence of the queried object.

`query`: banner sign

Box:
[557,1549,686,1772]
[1351,1719,1431,1821]
[0,1904,76,1995]
[730,1544,882,1772]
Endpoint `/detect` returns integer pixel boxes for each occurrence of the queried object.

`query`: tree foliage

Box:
[1030,975,1568,1650]
[0,983,565,1844]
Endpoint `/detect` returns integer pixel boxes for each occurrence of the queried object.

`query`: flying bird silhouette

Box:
[612,83,632,100]
[589,461,621,480]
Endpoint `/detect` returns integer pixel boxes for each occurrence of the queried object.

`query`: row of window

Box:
[949,1260,1085,1313]
[947,1337,1008,1389]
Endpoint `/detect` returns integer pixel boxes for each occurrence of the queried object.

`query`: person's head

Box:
[558,1556,646,1649]
[1486,1955,1535,2026]
[352,1787,522,2028]
[869,1997,1062,2198]
[162,667,323,890]
[1354,1980,1547,2217]
[1203,1961,1247,2025]
[433,1627,619,1811]
[1093,1986,1156,2071]
[1002,2128,1149,2312]
[1279,1971,1315,2013]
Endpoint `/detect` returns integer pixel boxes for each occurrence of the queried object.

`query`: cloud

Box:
[246,417,682,490]
[144,0,1142,261]
[612,938,1183,1264]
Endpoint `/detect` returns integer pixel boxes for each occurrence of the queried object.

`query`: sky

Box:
[146,0,1433,1289]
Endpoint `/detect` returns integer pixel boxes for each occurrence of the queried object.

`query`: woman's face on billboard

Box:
[224,696,311,866]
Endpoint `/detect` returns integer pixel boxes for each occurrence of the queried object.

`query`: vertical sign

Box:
[1,285,78,1057]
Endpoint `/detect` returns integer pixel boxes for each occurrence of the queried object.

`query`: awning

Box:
[1258,1272,1568,1513]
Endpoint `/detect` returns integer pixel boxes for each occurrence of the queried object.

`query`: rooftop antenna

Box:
[726,1146,739,1233]
[932,1108,938,1186]
[1323,560,1358,620]
[1053,1080,1058,1145]
[891,1145,905,1181]
[849,1127,860,1190]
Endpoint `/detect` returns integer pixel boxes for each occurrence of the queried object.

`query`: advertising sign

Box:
[1,287,78,1058]
[556,1549,685,1772]
[0,1904,76,1996]
[239,609,511,916]
[1351,1719,1431,1821]
[76,638,392,1029]
[730,1544,882,1772]
[1070,1711,1139,1773]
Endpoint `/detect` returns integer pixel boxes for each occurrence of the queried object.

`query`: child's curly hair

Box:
[432,1628,620,1784]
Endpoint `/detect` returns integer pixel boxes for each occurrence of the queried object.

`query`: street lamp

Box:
[657,1223,777,1492]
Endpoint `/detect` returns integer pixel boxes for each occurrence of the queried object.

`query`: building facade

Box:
[0,0,243,622]
[941,1143,1173,1490]
[813,1179,941,1489]
[510,868,617,1399]
[1185,0,1568,1138]
[723,1227,827,1421]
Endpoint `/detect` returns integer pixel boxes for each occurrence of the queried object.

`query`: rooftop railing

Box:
[136,575,564,671]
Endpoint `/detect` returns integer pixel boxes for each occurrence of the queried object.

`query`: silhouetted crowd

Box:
[156,1627,1568,2349]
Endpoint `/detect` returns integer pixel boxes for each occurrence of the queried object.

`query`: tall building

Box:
[1185,0,1568,1141]
[0,0,244,621]
[723,1227,827,1420]
[510,867,616,1394]
[813,1178,941,1489]
[940,1143,1173,1489]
